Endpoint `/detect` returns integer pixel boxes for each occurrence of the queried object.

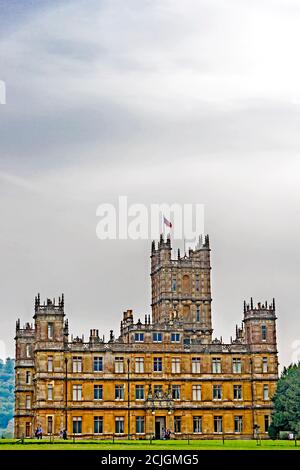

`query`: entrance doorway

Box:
[155,417,166,439]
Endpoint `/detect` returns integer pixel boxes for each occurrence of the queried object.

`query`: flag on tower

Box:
[163,216,172,228]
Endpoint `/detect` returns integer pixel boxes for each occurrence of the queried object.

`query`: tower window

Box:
[196,306,201,322]
[182,274,191,294]
[262,357,268,373]
[172,278,177,291]
[261,325,267,341]
[47,416,53,435]
[48,323,54,340]
[47,356,53,372]
[47,384,53,401]
[26,344,31,358]
[196,276,200,292]
[25,395,31,409]
[25,371,31,384]
[264,415,270,433]
[263,384,269,400]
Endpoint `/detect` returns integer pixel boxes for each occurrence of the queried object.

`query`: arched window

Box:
[182,274,191,294]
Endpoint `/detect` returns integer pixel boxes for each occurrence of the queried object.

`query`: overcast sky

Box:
[0,0,300,368]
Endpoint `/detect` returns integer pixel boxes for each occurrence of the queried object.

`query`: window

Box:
[47,323,54,340]
[47,384,53,401]
[174,416,181,433]
[94,416,103,434]
[261,325,267,341]
[233,385,242,400]
[213,385,222,400]
[193,416,202,433]
[172,358,181,374]
[232,358,242,374]
[171,333,180,343]
[234,416,243,433]
[264,415,270,433]
[153,332,163,343]
[47,356,53,372]
[172,278,177,291]
[73,384,82,401]
[134,332,144,343]
[192,385,202,401]
[136,416,145,434]
[214,416,223,433]
[72,417,82,434]
[26,345,31,358]
[94,385,103,400]
[192,358,201,374]
[47,416,53,434]
[135,357,144,373]
[154,385,163,398]
[115,384,124,400]
[153,357,162,372]
[212,358,221,373]
[262,357,268,373]
[196,306,201,322]
[172,385,181,400]
[115,357,124,373]
[72,357,82,373]
[26,371,31,385]
[135,385,144,400]
[182,274,190,294]
[196,276,200,292]
[115,417,124,434]
[263,384,269,400]
[26,395,31,409]
[93,357,103,372]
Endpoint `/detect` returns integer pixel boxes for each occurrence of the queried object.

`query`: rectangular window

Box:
[192,358,201,373]
[135,357,144,373]
[72,357,82,373]
[47,384,53,401]
[154,385,163,398]
[94,416,103,434]
[115,417,124,434]
[115,357,124,373]
[264,415,270,433]
[213,385,222,400]
[153,332,163,343]
[136,416,145,434]
[212,358,221,374]
[26,344,31,358]
[196,276,200,292]
[72,384,82,401]
[26,371,31,385]
[115,384,124,400]
[192,385,202,401]
[47,416,53,434]
[263,384,269,400]
[193,416,202,433]
[232,358,242,374]
[214,416,223,433]
[47,323,54,340]
[94,385,103,400]
[261,325,267,340]
[171,357,181,374]
[172,385,181,400]
[262,357,268,373]
[172,278,177,291]
[234,416,243,433]
[153,357,162,372]
[134,332,144,343]
[171,333,180,343]
[93,357,103,372]
[135,385,144,400]
[25,422,31,438]
[72,417,82,434]
[233,385,242,400]
[196,306,201,322]
[47,356,53,372]
[25,395,31,409]
[174,416,181,433]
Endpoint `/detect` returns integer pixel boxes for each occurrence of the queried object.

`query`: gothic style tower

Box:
[151,234,213,343]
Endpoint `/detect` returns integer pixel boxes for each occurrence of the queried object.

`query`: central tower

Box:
[151,234,213,343]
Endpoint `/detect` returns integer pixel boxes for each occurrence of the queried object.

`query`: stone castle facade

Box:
[14,235,278,439]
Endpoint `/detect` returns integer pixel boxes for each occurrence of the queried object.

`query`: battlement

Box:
[34,293,64,315]
[15,320,35,336]
[243,298,276,317]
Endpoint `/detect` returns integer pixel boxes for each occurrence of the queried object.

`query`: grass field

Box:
[0,438,299,450]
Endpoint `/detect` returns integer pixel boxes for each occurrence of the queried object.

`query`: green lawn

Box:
[0,439,299,450]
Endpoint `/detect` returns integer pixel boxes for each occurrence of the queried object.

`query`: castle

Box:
[14,235,278,439]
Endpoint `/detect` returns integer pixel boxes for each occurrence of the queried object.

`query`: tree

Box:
[269,363,300,438]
